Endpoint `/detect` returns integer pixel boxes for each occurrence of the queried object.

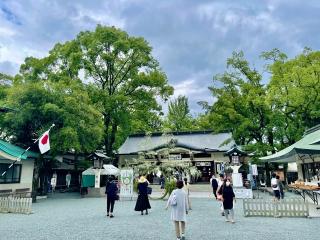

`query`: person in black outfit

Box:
[105,177,118,218]
[160,175,165,189]
[210,174,218,199]
[276,175,285,199]
[134,176,151,215]
[218,178,236,223]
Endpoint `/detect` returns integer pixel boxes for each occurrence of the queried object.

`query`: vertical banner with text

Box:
[94,169,101,188]
[120,169,134,198]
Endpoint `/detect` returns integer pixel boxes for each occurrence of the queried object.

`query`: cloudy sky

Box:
[1,0,320,114]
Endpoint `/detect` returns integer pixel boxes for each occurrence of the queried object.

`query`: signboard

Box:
[120,169,134,198]
[195,162,211,167]
[252,164,258,176]
[232,173,243,187]
[169,154,182,160]
[94,169,100,188]
[233,188,253,199]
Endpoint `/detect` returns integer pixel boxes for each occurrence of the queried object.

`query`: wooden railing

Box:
[0,196,32,214]
[243,198,309,218]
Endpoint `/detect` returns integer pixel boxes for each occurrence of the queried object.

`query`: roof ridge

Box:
[128,130,230,137]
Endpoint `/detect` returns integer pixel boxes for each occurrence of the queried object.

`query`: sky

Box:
[1,0,320,114]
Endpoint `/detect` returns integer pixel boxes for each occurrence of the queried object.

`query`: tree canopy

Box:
[205,49,320,159]
[0,25,173,160]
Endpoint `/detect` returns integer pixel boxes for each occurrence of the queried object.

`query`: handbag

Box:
[115,194,120,201]
[170,193,177,206]
[147,187,152,195]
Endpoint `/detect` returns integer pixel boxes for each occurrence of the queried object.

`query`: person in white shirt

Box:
[66,172,71,188]
[183,178,191,210]
[271,173,280,200]
[51,172,57,192]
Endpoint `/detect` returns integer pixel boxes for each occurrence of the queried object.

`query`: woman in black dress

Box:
[105,177,118,218]
[218,178,236,223]
[134,176,151,215]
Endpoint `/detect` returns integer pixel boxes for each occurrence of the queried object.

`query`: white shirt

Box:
[218,179,223,187]
[271,178,279,190]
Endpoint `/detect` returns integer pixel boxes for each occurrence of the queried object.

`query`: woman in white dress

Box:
[166,180,188,240]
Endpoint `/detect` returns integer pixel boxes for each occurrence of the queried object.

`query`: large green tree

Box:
[264,48,320,147]
[208,51,274,156]
[165,95,193,131]
[204,48,320,159]
[18,25,173,157]
[0,79,104,199]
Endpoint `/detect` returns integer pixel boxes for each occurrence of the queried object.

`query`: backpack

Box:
[211,178,218,189]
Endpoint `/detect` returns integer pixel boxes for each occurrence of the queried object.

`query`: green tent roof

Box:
[0,139,39,160]
[260,126,320,163]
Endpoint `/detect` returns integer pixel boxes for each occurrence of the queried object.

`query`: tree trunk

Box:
[107,120,118,162]
[32,157,42,203]
[265,162,271,187]
[104,112,111,155]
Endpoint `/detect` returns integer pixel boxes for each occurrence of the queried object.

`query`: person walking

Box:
[183,178,191,210]
[276,175,285,199]
[105,177,118,218]
[216,173,225,216]
[160,175,165,189]
[66,172,71,188]
[218,179,236,223]
[271,173,280,201]
[210,174,218,199]
[166,180,188,240]
[50,172,57,193]
[134,176,151,215]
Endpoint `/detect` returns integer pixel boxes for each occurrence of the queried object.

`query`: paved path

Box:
[1,193,320,240]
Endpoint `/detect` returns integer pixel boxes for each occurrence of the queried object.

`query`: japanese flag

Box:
[39,130,50,154]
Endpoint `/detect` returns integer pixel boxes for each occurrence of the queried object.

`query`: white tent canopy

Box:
[82,165,120,176]
[103,164,120,176]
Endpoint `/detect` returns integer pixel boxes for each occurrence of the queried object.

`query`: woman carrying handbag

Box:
[134,176,151,215]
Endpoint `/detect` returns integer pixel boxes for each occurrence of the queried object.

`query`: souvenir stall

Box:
[260,125,320,205]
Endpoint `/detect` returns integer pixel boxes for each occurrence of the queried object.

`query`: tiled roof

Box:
[118,131,234,154]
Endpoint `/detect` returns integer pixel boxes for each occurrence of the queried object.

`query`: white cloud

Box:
[0,26,16,37]
[172,79,207,98]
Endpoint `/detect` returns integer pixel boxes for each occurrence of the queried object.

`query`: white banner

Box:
[120,169,134,198]
[94,169,100,188]
[234,188,253,199]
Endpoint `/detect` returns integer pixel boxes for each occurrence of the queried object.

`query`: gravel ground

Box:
[1,193,320,240]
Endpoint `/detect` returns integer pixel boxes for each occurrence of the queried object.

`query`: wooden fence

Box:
[243,198,309,218]
[0,196,32,214]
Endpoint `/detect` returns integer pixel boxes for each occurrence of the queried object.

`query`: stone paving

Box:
[1,192,320,240]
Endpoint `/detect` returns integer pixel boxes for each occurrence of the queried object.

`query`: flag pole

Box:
[1,124,55,177]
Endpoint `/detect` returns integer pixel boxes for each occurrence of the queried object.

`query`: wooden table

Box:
[288,184,320,207]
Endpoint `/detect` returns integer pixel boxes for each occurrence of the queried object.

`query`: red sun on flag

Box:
[41,134,49,145]
[39,130,50,154]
